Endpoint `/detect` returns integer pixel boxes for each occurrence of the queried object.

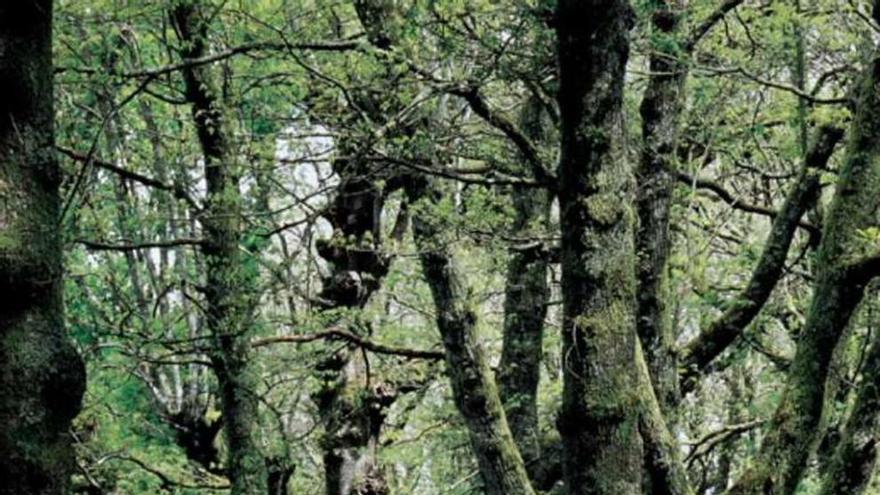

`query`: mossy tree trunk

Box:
[636,0,687,412]
[635,344,693,495]
[497,96,553,488]
[727,12,880,492]
[0,2,86,493]
[311,135,393,495]
[170,3,268,494]
[406,177,536,495]
[313,154,393,494]
[103,85,226,476]
[555,1,644,493]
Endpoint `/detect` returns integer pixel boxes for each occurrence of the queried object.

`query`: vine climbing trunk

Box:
[171,2,268,494]
[0,2,86,493]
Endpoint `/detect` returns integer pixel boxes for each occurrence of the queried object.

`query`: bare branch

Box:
[686,0,746,50]
[57,39,362,79]
[674,170,820,236]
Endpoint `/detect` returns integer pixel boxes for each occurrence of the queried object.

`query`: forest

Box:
[4,0,880,494]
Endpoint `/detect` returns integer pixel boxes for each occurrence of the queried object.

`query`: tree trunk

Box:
[312,143,393,494]
[0,2,86,493]
[310,2,411,492]
[497,96,552,487]
[636,0,687,412]
[727,19,880,493]
[636,344,694,495]
[555,1,644,493]
[407,178,536,495]
[170,3,268,494]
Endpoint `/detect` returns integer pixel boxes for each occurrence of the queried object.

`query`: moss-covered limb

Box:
[0,2,86,493]
[555,1,644,494]
[635,0,688,412]
[678,124,844,394]
[170,3,268,494]
[497,96,552,488]
[724,274,867,495]
[636,343,694,495]
[406,178,536,495]
[818,317,880,495]
[725,34,880,495]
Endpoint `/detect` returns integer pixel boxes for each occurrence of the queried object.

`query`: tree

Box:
[0,2,86,493]
[555,1,644,493]
[406,173,536,495]
[727,3,880,491]
[170,2,268,492]
[32,0,880,493]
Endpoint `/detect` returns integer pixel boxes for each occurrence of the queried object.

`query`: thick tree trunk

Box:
[555,1,644,494]
[170,3,268,494]
[312,145,392,495]
[407,178,536,495]
[315,333,390,495]
[497,96,552,487]
[727,25,880,495]
[312,152,397,495]
[0,2,86,493]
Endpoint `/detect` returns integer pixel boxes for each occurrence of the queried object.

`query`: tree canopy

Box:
[4,0,880,494]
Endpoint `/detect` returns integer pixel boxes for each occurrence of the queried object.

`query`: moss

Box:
[585,193,625,227]
[0,231,20,250]
[572,302,640,413]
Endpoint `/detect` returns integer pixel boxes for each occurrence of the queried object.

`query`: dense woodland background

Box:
[4,0,880,494]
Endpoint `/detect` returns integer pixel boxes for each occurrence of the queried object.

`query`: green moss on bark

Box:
[0,2,86,493]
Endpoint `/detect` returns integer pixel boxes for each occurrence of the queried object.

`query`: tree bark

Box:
[312,134,394,494]
[497,96,552,488]
[636,0,688,412]
[636,344,694,495]
[310,2,411,493]
[0,2,86,493]
[726,20,880,494]
[555,1,644,493]
[170,3,268,493]
[407,178,536,495]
